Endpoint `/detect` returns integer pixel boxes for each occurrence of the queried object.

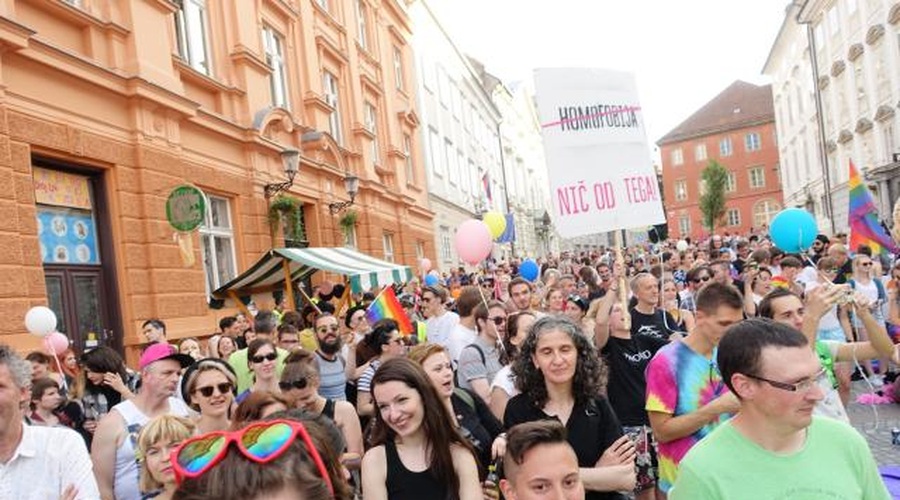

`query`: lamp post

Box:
[328,173,360,215]
[263,148,301,199]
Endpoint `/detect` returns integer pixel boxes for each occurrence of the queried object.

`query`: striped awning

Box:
[211,247,414,299]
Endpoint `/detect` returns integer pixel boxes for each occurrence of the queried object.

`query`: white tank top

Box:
[112,398,191,500]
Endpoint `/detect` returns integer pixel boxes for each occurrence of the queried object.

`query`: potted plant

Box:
[268,195,305,245]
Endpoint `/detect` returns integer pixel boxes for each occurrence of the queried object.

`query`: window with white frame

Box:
[437,65,448,107]
[355,0,369,50]
[382,233,395,262]
[428,127,442,175]
[671,148,684,166]
[854,60,868,114]
[457,149,468,194]
[719,136,733,156]
[415,240,425,260]
[753,199,781,228]
[445,139,457,185]
[674,180,687,201]
[315,0,329,11]
[745,132,761,152]
[365,101,379,165]
[847,0,857,15]
[403,134,414,183]
[175,0,212,75]
[749,166,766,188]
[882,121,895,164]
[440,226,452,262]
[200,196,237,296]
[323,71,343,144]
[263,26,289,109]
[393,46,405,91]
[814,23,824,47]
[343,224,357,248]
[726,208,741,226]
[678,215,691,236]
[694,143,707,162]
[699,179,707,196]
[726,171,736,192]
[827,6,839,36]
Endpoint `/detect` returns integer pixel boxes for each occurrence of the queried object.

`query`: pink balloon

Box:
[419,258,432,272]
[44,332,69,356]
[454,220,493,265]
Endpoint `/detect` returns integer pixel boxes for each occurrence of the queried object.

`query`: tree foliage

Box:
[699,159,729,234]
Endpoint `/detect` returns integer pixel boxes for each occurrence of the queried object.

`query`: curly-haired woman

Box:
[503,316,635,500]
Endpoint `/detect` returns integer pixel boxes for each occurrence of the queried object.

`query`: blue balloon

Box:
[519,259,540,282]
[769,208,817,253]
[424,274,440,287]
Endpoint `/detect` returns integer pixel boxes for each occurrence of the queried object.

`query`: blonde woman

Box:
[138,415,195,500]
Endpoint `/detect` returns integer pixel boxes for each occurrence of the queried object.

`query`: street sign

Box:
[165,185,206,232]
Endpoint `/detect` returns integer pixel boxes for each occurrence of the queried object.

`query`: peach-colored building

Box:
[0,0,432,360]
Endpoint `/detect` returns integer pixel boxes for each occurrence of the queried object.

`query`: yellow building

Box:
[0,0,432,359]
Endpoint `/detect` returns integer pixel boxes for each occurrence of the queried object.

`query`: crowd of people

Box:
[2,230,898,499]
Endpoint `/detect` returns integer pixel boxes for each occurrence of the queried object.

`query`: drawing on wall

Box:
[37,208,99,265]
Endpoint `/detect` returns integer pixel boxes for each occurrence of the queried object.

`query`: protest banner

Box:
[533,68,666,238]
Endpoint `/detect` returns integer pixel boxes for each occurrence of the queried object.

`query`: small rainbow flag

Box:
[770,275,790,289]
[365,286,413,334]
[848,160,899,256]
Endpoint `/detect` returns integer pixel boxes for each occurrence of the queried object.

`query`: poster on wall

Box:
[37,207,100,265]
[32,167,92,210]
[533,68,666,238]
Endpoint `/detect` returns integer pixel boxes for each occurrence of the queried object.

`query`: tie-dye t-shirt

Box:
[645,340,731,493]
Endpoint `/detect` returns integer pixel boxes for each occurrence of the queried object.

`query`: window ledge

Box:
[24,0,130,36]
[173,57,241,94]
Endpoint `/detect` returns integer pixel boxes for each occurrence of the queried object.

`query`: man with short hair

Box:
[458,300,506,402]
[141,319,166,345]
[596,262,614,295]
[500,420,586,500]
[92,343,192,500]
[630,273,680,341]
[0,345,99,499]
[448,286,481,363]
[422,285,459,347]
[228,310,289,393]
[771,255,804,294]
[559,274,578,298]
[276,324,302,352]
[827,243,852,284]
[670,320,889,500]
[678,266,712,313]
[508,277,536,313]
[218,316,242,338]
[313,313,355,401]
[645,282,744,495]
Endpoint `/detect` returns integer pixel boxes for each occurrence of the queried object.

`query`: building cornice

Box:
[657,118,774,146]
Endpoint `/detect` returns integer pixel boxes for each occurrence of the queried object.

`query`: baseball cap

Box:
[139,343,194,371]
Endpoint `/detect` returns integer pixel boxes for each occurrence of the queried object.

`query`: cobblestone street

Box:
[848,381,900,467]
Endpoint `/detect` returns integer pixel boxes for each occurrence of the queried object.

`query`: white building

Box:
[763,0,900,235]
[409,0,505,270]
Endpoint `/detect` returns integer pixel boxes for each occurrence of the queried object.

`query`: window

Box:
[719,137,733,156]
[427,128,443,175]
[750,167,766,188]
[440,226,452,262]
[854,60,868,114]
[415,241,425,260]
[263,26,289,109]
[847,0,857,14]
[355,0,369,50]
[344,225,357,248]
[753,199,782,228]
[694,143,707,162]
[200,196,237,296]
[671,148,684,166]
[725,171,736,192]
[882,121,895,164]
[437,65,448,107]
[678,215,691,236]
[382,233,395,262]
[726,208,741,226]
[745,132,761,152]
[814,23,824,47]
[403,134,414,183]
[393,46,405,91]
[827,6,839,36]
[458,149,468,194]
[674,180,687,201]
[175,0,212,75]
[323,72,343,144]
[365,101,379,165]
[445,139,457,185]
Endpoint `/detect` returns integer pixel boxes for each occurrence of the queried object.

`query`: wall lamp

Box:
[328,173,360,215]
[263,148,301,199]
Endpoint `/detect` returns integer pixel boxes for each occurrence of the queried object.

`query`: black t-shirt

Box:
[601,335,668,426]
[451,388,503,473]
[630,307,681,340]
[504,395,626,500]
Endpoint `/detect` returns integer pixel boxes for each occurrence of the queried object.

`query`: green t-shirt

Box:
[671,417,889,500]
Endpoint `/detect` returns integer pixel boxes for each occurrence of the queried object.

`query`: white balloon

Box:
[25,306,57,337]
[676,240,689,252]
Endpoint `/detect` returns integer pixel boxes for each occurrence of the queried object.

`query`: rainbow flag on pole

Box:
[365,286,413,334]
[848,160,899,256]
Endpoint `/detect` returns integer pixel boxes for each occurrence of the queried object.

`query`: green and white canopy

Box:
[212,247,414,298]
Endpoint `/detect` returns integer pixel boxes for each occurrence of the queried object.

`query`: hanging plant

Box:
[338,209,359,231]
[268,195,305,244]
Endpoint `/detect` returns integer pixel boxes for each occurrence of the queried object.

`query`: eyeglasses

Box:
[488,316,507,326]
[744,368,826,393]
[278,378,309,391]
[251,352,278,364]
[195,382,233,398]
[692,276,711,284]
[315,325,339,334]
[860,262,872,267]
[170,419,334,495]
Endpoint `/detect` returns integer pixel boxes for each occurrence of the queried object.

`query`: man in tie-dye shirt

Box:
[645,282,744,495]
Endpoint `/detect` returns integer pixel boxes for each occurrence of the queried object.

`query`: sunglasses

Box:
[692,276,711,283]
[278,378,309,391]
[170,419,334,495]
[195,383,233,398]
[488,316,507,326]
[860,262,872,267]
[251,352,278,364]
[316,325,339,334]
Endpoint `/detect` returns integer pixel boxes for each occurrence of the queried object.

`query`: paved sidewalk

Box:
[847,381,900,466]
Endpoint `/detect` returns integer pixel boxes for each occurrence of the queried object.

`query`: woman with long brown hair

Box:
[361,357,481,500]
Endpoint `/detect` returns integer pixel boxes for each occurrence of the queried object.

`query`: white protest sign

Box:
[534,68,665,238]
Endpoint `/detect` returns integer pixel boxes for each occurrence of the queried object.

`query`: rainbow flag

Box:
[848,160,899,256]
[770,275,790,289]
[365,286,413,334]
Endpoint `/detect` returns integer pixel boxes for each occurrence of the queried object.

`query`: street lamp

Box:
[263,148,301,199]
[328,173,360,215]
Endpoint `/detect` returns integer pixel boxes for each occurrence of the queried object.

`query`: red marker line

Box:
[541,106,642,129]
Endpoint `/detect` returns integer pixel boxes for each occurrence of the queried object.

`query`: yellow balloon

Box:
[483,212,507,239]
